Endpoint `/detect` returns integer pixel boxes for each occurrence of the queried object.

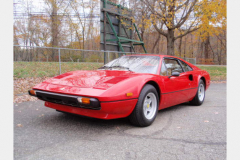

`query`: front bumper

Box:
[29,90,100,110]
[45,98,138,119]
[29,89,138,119]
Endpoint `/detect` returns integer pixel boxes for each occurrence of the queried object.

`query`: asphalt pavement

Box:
[14,83,226,160]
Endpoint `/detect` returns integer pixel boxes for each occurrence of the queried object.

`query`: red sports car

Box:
[29,55,210,127]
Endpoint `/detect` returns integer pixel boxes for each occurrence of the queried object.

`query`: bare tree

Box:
[143,0,199,55]
[44,0,65,60]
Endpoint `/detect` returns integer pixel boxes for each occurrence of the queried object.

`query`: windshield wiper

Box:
[109,65,133,72]
[98,66,111,70]
[98,65,133,72]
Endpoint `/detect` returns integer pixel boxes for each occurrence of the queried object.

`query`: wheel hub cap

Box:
[198,84,205,102]
[143,92,157,120]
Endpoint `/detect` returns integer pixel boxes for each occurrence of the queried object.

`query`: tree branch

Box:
[153,24,167,37]
[144,0,164,18]
[174,0,197,29]
[175,0,190,12]
[175,27,199,40]
[215,34,226,48]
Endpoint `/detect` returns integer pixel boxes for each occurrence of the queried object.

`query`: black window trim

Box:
[178,59,193,72]
[162,57,184,74]
[160,59,169,76]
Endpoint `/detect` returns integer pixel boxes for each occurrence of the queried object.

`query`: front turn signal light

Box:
[81,98,90,104]
[29,90,36,96]
[77,97,100,108]
[77,97,91,105]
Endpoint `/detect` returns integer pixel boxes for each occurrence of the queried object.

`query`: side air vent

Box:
[189,74,193,81]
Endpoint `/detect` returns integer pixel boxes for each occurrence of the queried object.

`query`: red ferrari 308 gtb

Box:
[29,55,210,127]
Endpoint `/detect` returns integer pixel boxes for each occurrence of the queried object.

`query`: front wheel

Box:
[190,79,205,106]
[129,84,159,127]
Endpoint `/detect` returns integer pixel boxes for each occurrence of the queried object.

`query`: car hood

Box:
[35,70,134,90]
[32,70,158,101]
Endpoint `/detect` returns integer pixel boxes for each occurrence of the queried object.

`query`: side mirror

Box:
[169,72,180,78]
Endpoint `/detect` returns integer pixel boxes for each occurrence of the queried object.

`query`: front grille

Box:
[34,90,100,110]
[36,91,79,107]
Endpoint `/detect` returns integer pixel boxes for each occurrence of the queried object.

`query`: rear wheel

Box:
[129,84,159,127]
[190,79,205,106]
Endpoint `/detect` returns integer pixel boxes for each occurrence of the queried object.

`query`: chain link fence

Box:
[13,45,196,78]
[181,57,196,65]
[14,45,135,78]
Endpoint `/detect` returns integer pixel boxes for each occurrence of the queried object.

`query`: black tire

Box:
[129,84,159,127]
[190,79,205,106]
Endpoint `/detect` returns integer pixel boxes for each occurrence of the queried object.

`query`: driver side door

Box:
[159,58,192,108]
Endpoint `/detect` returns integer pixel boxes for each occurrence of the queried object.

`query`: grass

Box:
[14,62,104,78]
[197,65,226,81]
[14,62,226,81]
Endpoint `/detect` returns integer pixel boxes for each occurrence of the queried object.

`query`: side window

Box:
[179,60,193,72]
[163,59,183,76]
[160,61,168,76]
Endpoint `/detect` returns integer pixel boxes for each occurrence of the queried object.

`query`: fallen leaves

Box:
[39,114,44,117]
[17,124,23,127]
[210,81,226,83]
[14,77,50,95]
[14,95,38,103]
[14,77,51,103]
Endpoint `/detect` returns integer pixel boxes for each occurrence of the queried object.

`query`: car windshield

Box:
[98,56,160,74]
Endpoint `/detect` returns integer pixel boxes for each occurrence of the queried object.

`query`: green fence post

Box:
[104,52,107,64]
[58,48,61,75]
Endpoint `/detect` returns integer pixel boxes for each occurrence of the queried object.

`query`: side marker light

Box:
[126,93,133,97]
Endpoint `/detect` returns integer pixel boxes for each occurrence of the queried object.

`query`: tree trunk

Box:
[160,36,164,53]
[51,0,58,61]
[197,33,203,62]
[219,42,222,65]
[178,37,182,57]
[204,34,210,59]
[151,32,160,53]
[167,29,175,55]
[30,42,33,61]
[184,35,187,58]
[191,34,193,58]
[156,36,160,54]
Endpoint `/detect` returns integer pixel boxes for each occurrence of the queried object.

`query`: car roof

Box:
[125,54,179,59]
[124,54,197,68]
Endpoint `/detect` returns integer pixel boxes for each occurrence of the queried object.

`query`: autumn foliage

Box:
[14,0,226,65]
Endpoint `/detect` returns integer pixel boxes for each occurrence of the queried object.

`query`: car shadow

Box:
[39,110,132,130]
[37,102,193,130]
[157,102,192,114]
